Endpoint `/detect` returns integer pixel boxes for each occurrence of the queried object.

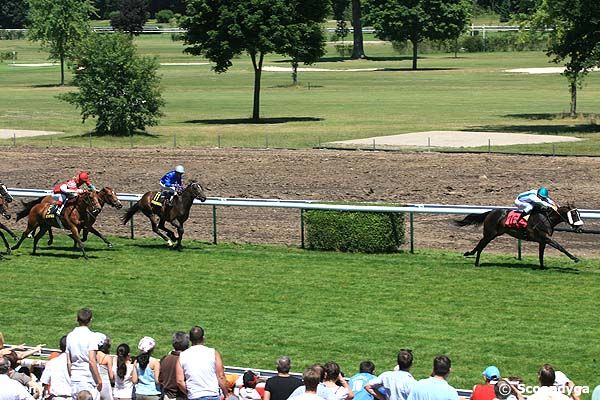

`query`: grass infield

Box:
[1,234,599,392]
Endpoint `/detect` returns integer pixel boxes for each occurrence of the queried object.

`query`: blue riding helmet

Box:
[537,186,549,199]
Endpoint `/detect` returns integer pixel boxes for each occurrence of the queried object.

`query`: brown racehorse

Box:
[12,191,102,259]
[0,196,18,256]
[17,187,123,248]
[122,181,206,249]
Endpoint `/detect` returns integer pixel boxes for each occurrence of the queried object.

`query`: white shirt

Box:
[293,393,326,400]
[66,326,98,383]
[40,353,72,397]
[179,345,219,399]
[289,383,335,400]
[0,374,35,400]
[368,370,417,400]
[112,362,135,399]
[528,386,570,400]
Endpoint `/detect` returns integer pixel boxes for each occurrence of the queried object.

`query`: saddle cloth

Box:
[45,204,59,219]
[504,211,528,229]
[151,192,164,206]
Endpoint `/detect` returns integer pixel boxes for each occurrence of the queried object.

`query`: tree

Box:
[332,0,367,59]
[27,0,95,85]
[60,33,164,136]
[363,0,470,70]
[110,0,149,35]
[181,0,330,121]
[528,0,600,117]
[0,0,28,28]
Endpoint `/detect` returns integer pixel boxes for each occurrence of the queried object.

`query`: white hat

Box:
[138,336,156,353]
[95,332,107,348]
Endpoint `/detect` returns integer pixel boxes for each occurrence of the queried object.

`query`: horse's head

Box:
[187,180,207,202]
[100,187,123,209]
[80,190,102,216]
[0,197,10,220]
[0,184,13,204]
[557,204,584,229]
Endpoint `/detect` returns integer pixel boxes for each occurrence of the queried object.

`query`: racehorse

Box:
[0,195,18,255]
[17,187,123,248]
[122,181,206,249]
[0,183,13,204]
[12,191,102,259]
[454,205,583,269]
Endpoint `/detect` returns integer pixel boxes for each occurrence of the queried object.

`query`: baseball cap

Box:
[138,336,156,353]
[95,332,107,348]
[483,366,501,381]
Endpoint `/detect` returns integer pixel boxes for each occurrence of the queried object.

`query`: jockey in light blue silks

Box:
[515,186,557,222]
[159,165,185,205]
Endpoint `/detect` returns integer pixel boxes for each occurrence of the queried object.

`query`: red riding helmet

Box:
[77,171,91,185]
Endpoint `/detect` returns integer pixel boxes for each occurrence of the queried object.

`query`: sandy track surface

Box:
[1,147,599,260]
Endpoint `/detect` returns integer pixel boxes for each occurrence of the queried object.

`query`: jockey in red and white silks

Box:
[52,171,96,212]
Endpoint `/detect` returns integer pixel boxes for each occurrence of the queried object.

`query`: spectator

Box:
[0,355,35,400]
[78,391,94,400]
[264,356,302,400]
[235,371,262,400]
[348,361,377,400]
[40,336,72,400]
[95,333,114,400]
[472,366,501,400]
[494,380,524,400]
[365,350,416,400]
[528,365,569,400]
[592,385,600,400]
[0,332,44,360]
[5,351,42,398]
[159,332,190,400]
[554,371,580,400]
[66,308,103,400]
[288,364,335,400]
[293,367,325,400]
[323,362,353,400]
[176,326,229,400]
[112,343,138,400]
[406,355,458,400]
[135,337,161,400]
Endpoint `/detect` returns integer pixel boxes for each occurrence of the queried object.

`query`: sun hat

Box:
[483,366,501,381]
[138,336,156,353]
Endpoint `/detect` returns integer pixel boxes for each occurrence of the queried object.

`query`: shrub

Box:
[108,10,121,21]
[304,208,405,253]
[460,35,485,52]
[0,29,25,40]
[334,43,353,58]
[156,9,174,23]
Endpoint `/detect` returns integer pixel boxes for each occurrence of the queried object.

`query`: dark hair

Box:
[397,350,413,371]
[137,350,152,370]
[494,381,513,400]
[189,326,205,345]
[172,332,190,352]
[99,337,112,354]
[359,361,375,374]
[0,356,9,374]
[310,364,325,382]
[59,336,67,353]
[323,361,340,382]
[5,351,18,369]
[277,356,291,374]
[433,355,451,377]
[538,364,555,386]
[303,367,321,392]
[116,343,130,380]
[77,308,93,325]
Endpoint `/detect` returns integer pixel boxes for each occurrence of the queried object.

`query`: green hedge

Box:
[305,209,405,253]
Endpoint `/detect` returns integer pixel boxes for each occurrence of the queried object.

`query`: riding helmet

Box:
[175,165,185,174]
[537,186,549,199]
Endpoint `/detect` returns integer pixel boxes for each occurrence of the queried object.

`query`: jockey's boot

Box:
[516,211,529,224]
[165,193,173,207]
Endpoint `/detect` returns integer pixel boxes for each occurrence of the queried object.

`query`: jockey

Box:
[159,165,185,205]
[52,172,96,214]
[515,186,557,222]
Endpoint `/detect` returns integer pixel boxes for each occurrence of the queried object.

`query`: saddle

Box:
[504,211,528,229]
[45,204,65,229]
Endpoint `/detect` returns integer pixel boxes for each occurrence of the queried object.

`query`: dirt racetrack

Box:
[1,146,599,260]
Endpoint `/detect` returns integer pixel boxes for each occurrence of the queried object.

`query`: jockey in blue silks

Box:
[514,186,557,222]
[160,165,185,205]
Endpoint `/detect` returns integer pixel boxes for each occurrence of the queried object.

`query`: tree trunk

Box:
[251,52,264,121]
[570,80,577,118]
[60,51,65,86]
[350,0,366,59]
[411,40,418,70]
[292,60,298,85]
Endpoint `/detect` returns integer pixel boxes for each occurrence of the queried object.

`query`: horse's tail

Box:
[16,197,45,221]
[454,211,491,227]
[122,201,140,225]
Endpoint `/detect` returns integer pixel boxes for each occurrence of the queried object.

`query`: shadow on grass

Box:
[61,131,160,139]
[129,242,174,250]
[464,124,600,135]
[477,260,580,273]
[31,83,66,88]
[268,84,325,89]
[504,113,600,120]
[184,117,324,125]
[29,252,98,260]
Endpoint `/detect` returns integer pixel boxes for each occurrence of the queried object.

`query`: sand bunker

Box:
[10,63,58,67]
[505,67,600,74]
[328,130,581,149]
[263,66,380,73]
[160,62,210,66]
[0,129,62,139]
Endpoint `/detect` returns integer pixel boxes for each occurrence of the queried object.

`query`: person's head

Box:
[359,360,375,374]
[137,336,156,370]
[76,172,91,187]
[172,331,190,352]
[175,165,185,176]
[116,343,131,379]
[432,355,451,378]
[494,380,514,400]
[537,187,549,200]
[538,364,555,387]
[276,356,292,374]
[303,367,321,392]
[77,308,93,326]
[77,390,93,400]
[323,361,341,382]
[397,349,414,371]
[0,356,9,374]
[243,370,259,389]
[310,364,325,382]
[98,335,112,354]
[59,335,68,353]
[189,326,205,345]
[5,351,18,370]
[483,366,500,382]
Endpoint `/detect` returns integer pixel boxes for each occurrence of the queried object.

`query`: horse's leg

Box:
[170,220,184,250]
[545,236,580,263]
[0,230,10,254]
[538,242,546,269]
[32,226,49,255]
[86,225,113,248]
[0,222,17,241]
[464,234,496,266]
[47,227,54,246]
[158,220,177,242]
[148,214,173,246]
[69,225,88,259]
[12,220,38,251]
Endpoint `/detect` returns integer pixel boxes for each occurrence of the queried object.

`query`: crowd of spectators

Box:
[1,308,599,400]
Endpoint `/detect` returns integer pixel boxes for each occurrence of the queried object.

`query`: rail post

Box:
[129,201,135,239]
[212,205,217,244]
[409,212,415,254]
[517,239,522,260]
[300,209,305,249]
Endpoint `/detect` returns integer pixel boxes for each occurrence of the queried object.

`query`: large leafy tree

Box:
[60,33,164,136]
[181,0,330,121]
[27,0,95,85]
[110,0,149,35]
[333,0,367,59]
[528,0,600,117]
[0,0,28,28]
[364,0,470,70]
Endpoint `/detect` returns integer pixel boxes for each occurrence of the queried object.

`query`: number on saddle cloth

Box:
[46,204,60,219]
[505,211,528,229]
[151,192,164,206]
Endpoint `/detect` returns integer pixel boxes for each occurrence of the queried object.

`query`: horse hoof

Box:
[574,258,581,263]
[166,239,174,247]
[107,243,113,249]
[463,252,470,257]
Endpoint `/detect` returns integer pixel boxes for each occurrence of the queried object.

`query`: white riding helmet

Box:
[175,165,185,174]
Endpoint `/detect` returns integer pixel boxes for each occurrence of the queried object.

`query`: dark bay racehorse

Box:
[454,205,583,269]
[122,181,206,249]
[12,191,102,259]
[17,187,123,248]
[0,183,13,204]
[0,196,18,255]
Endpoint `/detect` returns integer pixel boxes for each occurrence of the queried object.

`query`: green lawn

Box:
[2,235,600,392]
[1,35,600,153]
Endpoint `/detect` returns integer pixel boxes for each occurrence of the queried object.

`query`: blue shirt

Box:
[349,373,377,400]
[160,170,182,187]
[406,377,457,400]
[136,364,160,395]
